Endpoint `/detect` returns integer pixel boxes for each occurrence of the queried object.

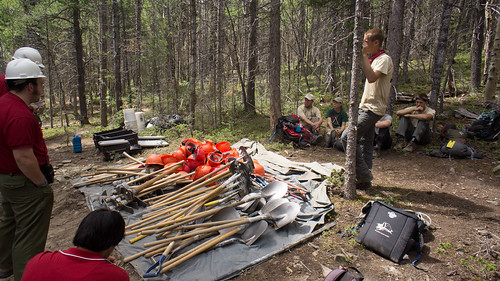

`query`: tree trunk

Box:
[429,0,454,109]
[189,0,197,125]
[402,0,418,84]
[45,17,54,128]
[269,0,281,129]
[484,16,500,102]
[483,0,496,85]
[385,0,405,115]
[217,0,225,126]
[113,0,123,112]
[99,0,109,127]
[73,0,89,125]
[441,0,467,113]
[246,0,258,114]
[136,0,143,110]
[343,0,366,200]
[470,0,486,91]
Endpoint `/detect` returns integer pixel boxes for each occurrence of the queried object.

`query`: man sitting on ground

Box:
[373,113,392,157]
[394,94,435,152]
[297,93,323,144]
[21,209,129,281]
[324,97,348,148]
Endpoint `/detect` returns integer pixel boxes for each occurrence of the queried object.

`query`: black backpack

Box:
[467,109,500,141]
[352,201,429,266]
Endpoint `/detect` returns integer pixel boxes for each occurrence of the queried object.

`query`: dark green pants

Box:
[0,174,53,281]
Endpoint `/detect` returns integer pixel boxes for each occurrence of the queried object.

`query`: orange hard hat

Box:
[199,142,216,155]
[207,151,224,167]
[182,138,201,146]
[145,154,163,166]
[164,162,182,173]
[185,141,198,156]
[223,148,239,164]
[193,165,212,180]
[185,159,203,172]
[215,141,231,152]
[253,160,265,176]
[172,149,186,161]
[161,154,177,165]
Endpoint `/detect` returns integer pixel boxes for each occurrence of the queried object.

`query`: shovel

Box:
[144,198,299,247]
[237,181,288,212]
[211,206,268,246]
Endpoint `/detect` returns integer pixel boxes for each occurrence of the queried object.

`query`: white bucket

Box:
[123,108,136,123]
[135,112,145,133]
[125,120,138,132]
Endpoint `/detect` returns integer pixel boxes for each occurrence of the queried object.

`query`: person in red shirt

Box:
[0,59,53,281]
[22,209,130,281]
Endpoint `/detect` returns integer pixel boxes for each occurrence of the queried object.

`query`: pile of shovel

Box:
[73,147,308,278]
[124,166,302,277]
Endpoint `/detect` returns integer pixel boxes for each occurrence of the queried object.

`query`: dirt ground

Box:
[3,125,498,281]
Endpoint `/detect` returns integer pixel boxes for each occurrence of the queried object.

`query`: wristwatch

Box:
[36,178,49,188]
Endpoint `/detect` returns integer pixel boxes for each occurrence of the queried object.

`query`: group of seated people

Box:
[297,93,436,154]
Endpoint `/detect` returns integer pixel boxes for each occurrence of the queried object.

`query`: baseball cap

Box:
[305,93,314,101]
[333,97,343,103]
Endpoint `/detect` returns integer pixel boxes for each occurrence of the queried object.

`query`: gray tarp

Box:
[75,139,342,281]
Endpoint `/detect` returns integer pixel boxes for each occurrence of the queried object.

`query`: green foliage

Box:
[325,169,345,188]
[460,255,498,274]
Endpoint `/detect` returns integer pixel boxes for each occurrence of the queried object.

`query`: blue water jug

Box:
[72,135,82,153]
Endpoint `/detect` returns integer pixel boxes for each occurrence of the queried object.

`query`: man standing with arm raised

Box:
[341,28,393,190]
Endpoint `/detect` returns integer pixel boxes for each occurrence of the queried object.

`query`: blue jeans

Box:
[341,109,381,182]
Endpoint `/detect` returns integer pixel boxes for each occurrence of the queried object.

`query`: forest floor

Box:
[2,106,499,281]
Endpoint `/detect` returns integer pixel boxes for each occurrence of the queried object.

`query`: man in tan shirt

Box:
[341,28,394,189]
[297,93,323,145]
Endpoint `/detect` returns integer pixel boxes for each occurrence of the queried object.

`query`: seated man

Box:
[22,209,129,281]
[373,114,393,157]
[394,94,435,152]
[297,93,323,144]
[324,97,348,148]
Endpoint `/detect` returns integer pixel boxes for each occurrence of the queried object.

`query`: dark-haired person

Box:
[0,59,53,281]
[393,94,435,152]
[21,209,129,281]
[340,28,393,190]
[324,97,348,148]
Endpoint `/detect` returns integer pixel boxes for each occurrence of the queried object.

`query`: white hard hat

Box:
[12,47,45,68]
[5,58,46,80]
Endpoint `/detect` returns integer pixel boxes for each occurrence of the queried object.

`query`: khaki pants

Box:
[0,174,53,281]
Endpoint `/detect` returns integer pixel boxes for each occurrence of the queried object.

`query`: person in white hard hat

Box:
[1,47,45,98]
[0,58,53,281]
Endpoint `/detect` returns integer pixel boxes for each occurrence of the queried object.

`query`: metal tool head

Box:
[261,198,290,214]
[268,201,300,229]
[244,197,266,214]
[241,220,268,245]
[211,207,241,234]
[261,181,288,201]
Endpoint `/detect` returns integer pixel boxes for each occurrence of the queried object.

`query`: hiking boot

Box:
[373,146,381,158]
[310,134,323,145]
[403,141,417,152]
[393,139,405,151]
[323,133,332,148]
[356,181,372,190]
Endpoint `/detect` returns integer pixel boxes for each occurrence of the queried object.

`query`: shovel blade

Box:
[261,181,287,201]
[241,220,268,245]
[269,201,300,229]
